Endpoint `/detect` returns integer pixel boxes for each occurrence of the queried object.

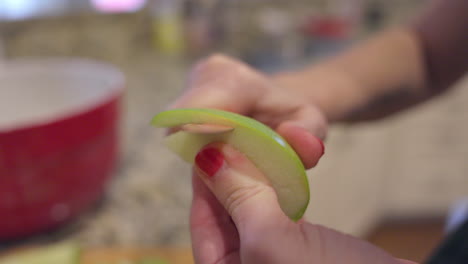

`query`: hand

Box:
[190,143,415,264]
[171,54,326,169]
[172,54,415,263]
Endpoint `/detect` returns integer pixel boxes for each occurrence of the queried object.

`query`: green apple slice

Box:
[151,108,309,221]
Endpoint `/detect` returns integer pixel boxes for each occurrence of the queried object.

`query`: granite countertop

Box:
[71,57,195,247]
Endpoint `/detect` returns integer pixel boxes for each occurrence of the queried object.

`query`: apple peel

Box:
[151,108,309,221]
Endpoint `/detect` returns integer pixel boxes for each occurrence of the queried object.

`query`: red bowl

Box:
[0,58,124,239]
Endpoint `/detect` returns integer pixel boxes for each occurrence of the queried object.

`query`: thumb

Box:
[193,143,291,234]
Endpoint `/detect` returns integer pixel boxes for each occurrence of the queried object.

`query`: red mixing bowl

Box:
[0,58,124,239]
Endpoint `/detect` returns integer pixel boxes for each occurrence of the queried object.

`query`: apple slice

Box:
[151,108,309,221]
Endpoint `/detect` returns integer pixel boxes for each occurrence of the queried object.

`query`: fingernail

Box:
[195,147,224,178]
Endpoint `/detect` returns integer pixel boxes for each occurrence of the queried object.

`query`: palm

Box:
[190,174,241,264]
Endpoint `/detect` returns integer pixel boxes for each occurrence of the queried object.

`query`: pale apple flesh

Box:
[151,108,309,221]
[180,123,234,134]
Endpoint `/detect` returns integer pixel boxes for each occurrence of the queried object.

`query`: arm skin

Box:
[273,0,468,122]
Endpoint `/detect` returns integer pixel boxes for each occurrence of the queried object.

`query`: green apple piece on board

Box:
[0,242,80,264]
[151,108,309,221]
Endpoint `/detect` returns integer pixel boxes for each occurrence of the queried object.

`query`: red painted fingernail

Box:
[195,147,224,178]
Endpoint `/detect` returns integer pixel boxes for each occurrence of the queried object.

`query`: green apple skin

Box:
[151,108,309,221]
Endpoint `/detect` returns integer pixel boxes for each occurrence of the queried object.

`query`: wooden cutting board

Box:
[81,248,194,264]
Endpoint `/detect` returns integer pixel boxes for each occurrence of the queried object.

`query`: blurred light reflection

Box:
[90,0,146,13]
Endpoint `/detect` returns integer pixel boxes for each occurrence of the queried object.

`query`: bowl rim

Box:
[0,57,125,133]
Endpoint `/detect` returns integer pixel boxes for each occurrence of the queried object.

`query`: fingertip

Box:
[277,123,325,169]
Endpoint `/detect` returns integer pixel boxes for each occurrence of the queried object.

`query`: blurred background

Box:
[0,0,467,263]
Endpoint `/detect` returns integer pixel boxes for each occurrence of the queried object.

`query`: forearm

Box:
[273,0,468,122]
[273,28,426,122]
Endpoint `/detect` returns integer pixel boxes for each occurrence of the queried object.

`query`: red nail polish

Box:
[195,147,224,177]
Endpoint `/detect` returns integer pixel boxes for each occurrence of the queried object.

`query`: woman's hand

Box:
[190,143,414,264]
[171,54,327,169]
[173,54,416,264]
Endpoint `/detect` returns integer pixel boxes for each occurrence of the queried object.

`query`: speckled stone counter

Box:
[70,57,194,246]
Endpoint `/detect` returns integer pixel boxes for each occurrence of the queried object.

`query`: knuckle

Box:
[224,184,269,216]
[195,53,264,82]
[200,54,235,70]
[192,54,246,82]
[206,53,231,64]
